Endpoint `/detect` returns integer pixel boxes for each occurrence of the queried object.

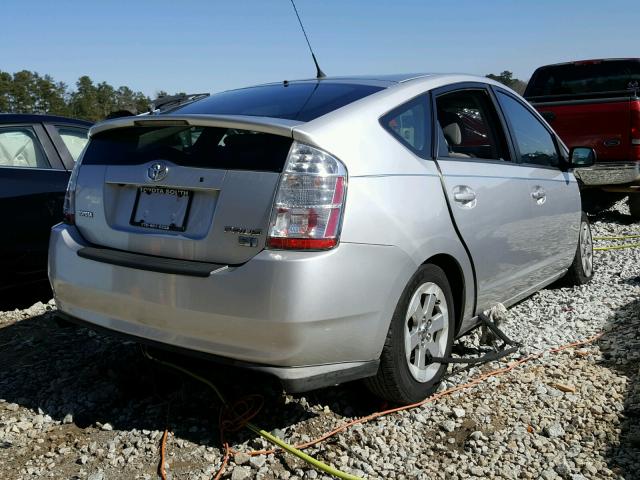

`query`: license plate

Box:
[130,186,192,232]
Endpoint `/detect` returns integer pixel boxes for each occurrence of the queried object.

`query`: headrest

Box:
[442,123,462,146]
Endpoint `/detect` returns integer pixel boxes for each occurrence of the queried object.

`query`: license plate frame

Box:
[130,186,193,232]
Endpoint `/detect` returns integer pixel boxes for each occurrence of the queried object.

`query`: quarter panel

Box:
[341,171,475,324]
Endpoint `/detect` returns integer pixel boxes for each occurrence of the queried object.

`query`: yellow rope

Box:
[594,242,640,251]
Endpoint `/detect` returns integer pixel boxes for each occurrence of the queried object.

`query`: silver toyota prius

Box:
[48,74,595,404]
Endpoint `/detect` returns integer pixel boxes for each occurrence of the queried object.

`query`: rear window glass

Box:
[172,82,384,121]
[83,126,292,172]
[525,60,640,99]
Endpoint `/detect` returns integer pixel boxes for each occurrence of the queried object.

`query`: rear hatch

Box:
[74,116,295,265]
[524,59,640,162]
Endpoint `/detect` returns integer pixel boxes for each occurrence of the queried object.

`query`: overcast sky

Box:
[1,0,636,96]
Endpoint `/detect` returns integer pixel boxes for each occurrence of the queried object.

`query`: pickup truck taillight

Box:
[267,142,347,250]
[632,101,640,160]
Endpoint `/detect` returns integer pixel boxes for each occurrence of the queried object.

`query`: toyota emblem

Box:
[147,162,168,182]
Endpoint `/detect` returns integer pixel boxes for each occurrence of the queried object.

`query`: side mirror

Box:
[569,147,596,168]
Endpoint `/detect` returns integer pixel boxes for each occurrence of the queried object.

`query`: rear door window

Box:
[380,95,431,157]
[83,126,292,172]
[496,91,560,167]
[435,89,510,161]
[55,126,89,161]
[0,127,50,169]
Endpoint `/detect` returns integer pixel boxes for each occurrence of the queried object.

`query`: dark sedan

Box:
[0,114,91,298]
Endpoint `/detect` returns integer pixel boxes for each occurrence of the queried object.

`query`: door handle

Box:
[531,186,547,204]
[454,192,476,202]
[452,185,477,208]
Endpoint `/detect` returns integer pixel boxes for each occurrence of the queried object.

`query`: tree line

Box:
[0,70,155,122]
[0,69,528,122]
[486,71,527,94]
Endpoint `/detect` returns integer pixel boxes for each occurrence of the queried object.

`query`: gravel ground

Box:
[0,201,638,480]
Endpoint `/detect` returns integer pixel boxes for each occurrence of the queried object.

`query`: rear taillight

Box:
[632,101,640,160]
[267,142,347,250]
[63,157,82,225]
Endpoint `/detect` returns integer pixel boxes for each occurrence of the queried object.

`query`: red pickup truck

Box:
[524,59,640,220]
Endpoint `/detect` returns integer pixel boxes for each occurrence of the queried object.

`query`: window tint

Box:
[0,127,49,169]
[83,126,292,173]
[380,95,430,156]
[174,82,385,121]
[525,60,640,99]
[55,126,89,161]
[497,91,559,167]
[435,89,509,161]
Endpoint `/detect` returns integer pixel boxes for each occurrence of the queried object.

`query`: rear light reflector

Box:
[267,142,347,250]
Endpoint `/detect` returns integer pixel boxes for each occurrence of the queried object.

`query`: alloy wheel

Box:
[404,282,449,382]
[580,221,593,277]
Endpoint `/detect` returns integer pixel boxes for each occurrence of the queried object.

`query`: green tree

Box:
[10,70,38,113]
[0,71,12,112]
[486,70,528,94]
[34,74,69,116]
[0,69,157,120]
[69,75,99,120]
[95,81,117,118]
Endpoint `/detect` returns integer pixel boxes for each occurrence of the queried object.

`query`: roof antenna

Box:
[289,0,326,79]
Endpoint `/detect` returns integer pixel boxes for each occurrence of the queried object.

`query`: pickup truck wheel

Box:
[628,194,640,221]
[365,264,455,404]
[563,213,594,286]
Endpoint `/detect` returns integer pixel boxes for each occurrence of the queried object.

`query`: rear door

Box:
[495,89,581,280]
[74,118,294,265]
[0,124,69,288]
[432,84,538,311]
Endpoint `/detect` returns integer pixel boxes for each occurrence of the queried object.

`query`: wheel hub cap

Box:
[403,282,449,383]
[580,221,593,277]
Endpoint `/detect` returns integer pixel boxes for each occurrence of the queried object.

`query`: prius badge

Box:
[148,162,168,182]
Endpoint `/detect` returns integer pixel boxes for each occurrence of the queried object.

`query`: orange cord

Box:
[166,332,604,479]
[212,442,230,480]
[233,332,604,457]
[158,429,168,480]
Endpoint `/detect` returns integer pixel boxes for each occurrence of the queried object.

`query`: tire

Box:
[562,212,594,286]
[628,194,640,222]
[365,264,455,404]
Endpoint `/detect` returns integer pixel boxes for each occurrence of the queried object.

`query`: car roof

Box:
[533,58,640,69]
[0,113,92,126]
[219,73,436,92]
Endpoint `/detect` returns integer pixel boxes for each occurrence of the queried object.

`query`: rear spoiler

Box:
[89,114,304,138]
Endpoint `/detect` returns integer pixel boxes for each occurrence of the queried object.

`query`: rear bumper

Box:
[48,224,415,390]
[575,161,640,187]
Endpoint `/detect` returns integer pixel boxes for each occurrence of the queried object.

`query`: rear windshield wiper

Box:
[150,93,210,114]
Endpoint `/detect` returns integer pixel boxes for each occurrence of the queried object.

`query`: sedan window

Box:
[55,126,89,161]
[380,95,431,157]
[0,127,50,169]
[496,91,559,167]
[435,89,510,161]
